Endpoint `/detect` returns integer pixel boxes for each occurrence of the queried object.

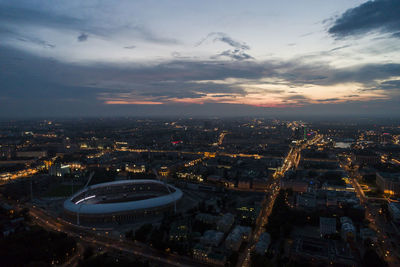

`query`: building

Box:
[388,202,400,224]
[291,237,355,266]
[236,205,261,225]
[49,163,70,177]
[255,232,271,255]
[176,171,203,182]
[376,172,400,196]
[252,178,269,190]
[359,228,377,243]
[340,217,355,241]
[158,166,170,177]
[207,252,226,266]
[320,217,336,236]
[192,244,226,266]
[296,192,317,209]
[193,244,210,262]
[200,230,224,247]
[207,175,222,183]
[16,151,47,158]
[195,213,219,224]
[216,213,235,233]
[169,221,189,241]
[225,226,251,251]
[238,179,251,189]
[353,151,379,165]
[63,179,183,224]
[125,164,146,173]
[322,183,355,192]
[281,180,308,193]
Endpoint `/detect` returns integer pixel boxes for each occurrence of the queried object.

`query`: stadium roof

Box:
[64,179,182,214]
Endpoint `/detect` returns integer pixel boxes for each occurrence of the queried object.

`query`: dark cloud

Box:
[170,51,193,59]
[1,45,399,117]
[0,27,55,48]
[197,32,253,61]
[283,94,309,100]
[214,33,250,50]
[197,32,250,50]
[281,94,311,105]
[18,36,55,48]
[316,98,340,102]
[329,45,351,52]
[280,61,400,87]
[0,4,179,45]
[392,32,400,38]
[0,17,56,48]
[124,45,136,49]
[212,49,253,61]
[0,4,83,28]
[328,0,400,38]
[377,79,400,90]
[77,33,88,42]
[129,24,179,45]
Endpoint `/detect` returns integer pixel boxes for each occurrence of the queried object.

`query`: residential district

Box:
[1,117,400,267]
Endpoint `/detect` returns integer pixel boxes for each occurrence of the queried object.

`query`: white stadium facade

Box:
[63,179,183,224]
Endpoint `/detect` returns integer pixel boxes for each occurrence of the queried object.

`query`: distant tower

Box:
[303,127,307,141]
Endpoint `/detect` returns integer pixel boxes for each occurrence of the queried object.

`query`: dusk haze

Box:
[0,1,400,267]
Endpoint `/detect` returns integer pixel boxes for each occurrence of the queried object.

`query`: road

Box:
[237,135,322,267]
[341,159,399,267]
[116,147,281,160]
[27,204,211,267]
[61,242,84,267]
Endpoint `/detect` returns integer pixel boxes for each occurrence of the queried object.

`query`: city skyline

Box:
[1,0,400,117]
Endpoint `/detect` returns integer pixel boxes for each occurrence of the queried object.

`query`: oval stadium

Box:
[63,179,183,224]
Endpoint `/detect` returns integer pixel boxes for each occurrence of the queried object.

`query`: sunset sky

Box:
[1,0,399,117]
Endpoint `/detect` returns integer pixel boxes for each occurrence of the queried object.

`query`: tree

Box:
[83,247,94,260]
[227,252,239,267]
[363,249,388,267]
[149,228,166,250]
[134,224,152,242]
[125,230,133,240]
[251,253,274,267]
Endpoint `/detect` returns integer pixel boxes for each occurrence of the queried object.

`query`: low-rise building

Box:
[388,202,400,224]
[125,164,146,173]
[320,217,336,236]
[376,172,400,196]
[359,228,378,243]
[16,151,47,158]
[236,205,261,225]
[192,244,226,266]
[238,179,251,189]
[200,230,224,247]
[225,226,251,251]
[169,221,190,241]
[252,178,269,190]
[193,244,210,262]
[340,217,355,241]
[296,192,317,209]
[195,213,219,224]
[255,232,271,255]
[49,163,70,177]
[216,213,235,233]
[281,180,308,193]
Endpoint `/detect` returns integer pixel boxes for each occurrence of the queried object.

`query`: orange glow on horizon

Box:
[105,100,164,105]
